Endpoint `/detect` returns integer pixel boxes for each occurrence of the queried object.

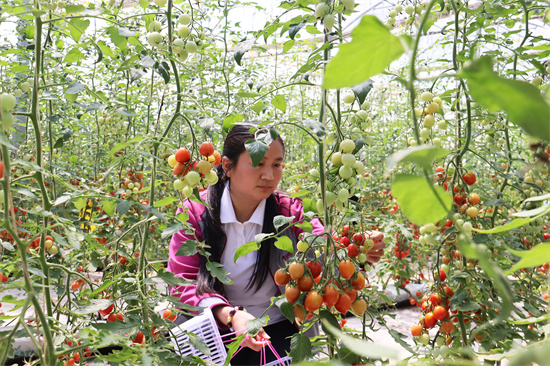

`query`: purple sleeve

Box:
[283,195,325,238]
[167,197,230,313]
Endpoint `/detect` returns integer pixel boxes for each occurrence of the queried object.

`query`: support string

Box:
[230,335,250,360]
[267,341,286,365]
[221,329,246,338]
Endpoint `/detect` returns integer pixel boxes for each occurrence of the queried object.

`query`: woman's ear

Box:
[222,156,231,178]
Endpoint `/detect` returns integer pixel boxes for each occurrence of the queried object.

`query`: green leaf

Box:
[73,299,111,315]
[225,334,246,362]
[391,174,452,225]
[295,222,313,232]
[156,271,194,287]
[457,239,513,324]
[351,79,374,105]
[289,20,307,40]
[388,329,415,354]
[254,233,272,244]
[234,38,255,66]
[118,27,136,37]
[155,61,170,84]
[154,196,176,207]
[92,41,103,63]
[274,236,294,254]
[222,113,243,135]
[508,313,550,325]
[385,145,450,177]
[273,215,295,230]
[289,333,312,362]
[506,244,550,275]
[188,333,211,356]
[1,241,15,251]
[138,202,167,222]
[109,136,144,156]
[278,299,295,323]
[245,138,269,167]
[175,240,199,257]
[305,25,321,35]
[99,348,134,362]
[86,102,103,112]
[474,218,532,234]
[460,56,550,142]
[245,317,268,337]
[319,309,341,334]
[524,192,550,202]
[251,101,264,115]
[323,15,404,89]
[63,47,85,64]
[234,241,260,263]
[512,203,550,218]
[303,119,325,138]
[115,108,138,117]
[116,199,130,216]
[53,127,73,148]
[74,197,87,211]
[68,18,90,42]
[289,190,310,198]
[236,92,259,98]
[65,4,85,13]
[106,26,127,50]
[271,94,287,113]
[97,40,115,58]
[101,200,116,217]
[90,280,115,298]
[162,224,184,239]
[205,262,232,285]
[282,40,295,53]
[0,132,16,149]
[322,320,399,360]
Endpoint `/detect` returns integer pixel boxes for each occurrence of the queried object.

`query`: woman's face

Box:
[224,140,284,203]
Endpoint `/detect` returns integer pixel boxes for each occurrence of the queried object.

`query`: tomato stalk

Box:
[407,0,437,146]
[222,0,231,114]
[137,0,187,325]
[0,296,31,365]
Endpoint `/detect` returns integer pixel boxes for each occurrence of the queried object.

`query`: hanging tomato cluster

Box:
[166,142,221,197]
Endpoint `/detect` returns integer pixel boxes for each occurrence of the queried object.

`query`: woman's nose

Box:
[261,167,274,180]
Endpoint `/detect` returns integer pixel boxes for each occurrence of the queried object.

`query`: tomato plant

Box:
[0,0,549,364]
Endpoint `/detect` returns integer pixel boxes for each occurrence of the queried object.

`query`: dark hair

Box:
[196,123,285,296]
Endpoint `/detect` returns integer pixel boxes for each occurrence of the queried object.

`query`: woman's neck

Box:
[229,191,260,223]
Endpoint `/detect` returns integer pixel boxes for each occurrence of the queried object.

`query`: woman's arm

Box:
[167,199,230,311]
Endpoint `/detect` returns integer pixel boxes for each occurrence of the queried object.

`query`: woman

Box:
[168,124,385,365]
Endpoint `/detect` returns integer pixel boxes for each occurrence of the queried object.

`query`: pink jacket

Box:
[167,189,325,313]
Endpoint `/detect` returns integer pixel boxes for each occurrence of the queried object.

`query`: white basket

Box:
[264,355,292,366]
[171,307,228,365]
[171,308,293,366]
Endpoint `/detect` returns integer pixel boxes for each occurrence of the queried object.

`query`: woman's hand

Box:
[231,309,270,352]
[213,305,270,352]
[364,230,386,264]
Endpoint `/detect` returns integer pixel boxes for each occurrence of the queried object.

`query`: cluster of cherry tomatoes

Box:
[332,225,375,265]
[27,235,58,255]
[273,226,377,325]
[120,168,145,200]
[410,285,455,345]
[167,142,221,197]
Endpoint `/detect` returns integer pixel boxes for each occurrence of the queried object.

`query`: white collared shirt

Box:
[219,183,285,324]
